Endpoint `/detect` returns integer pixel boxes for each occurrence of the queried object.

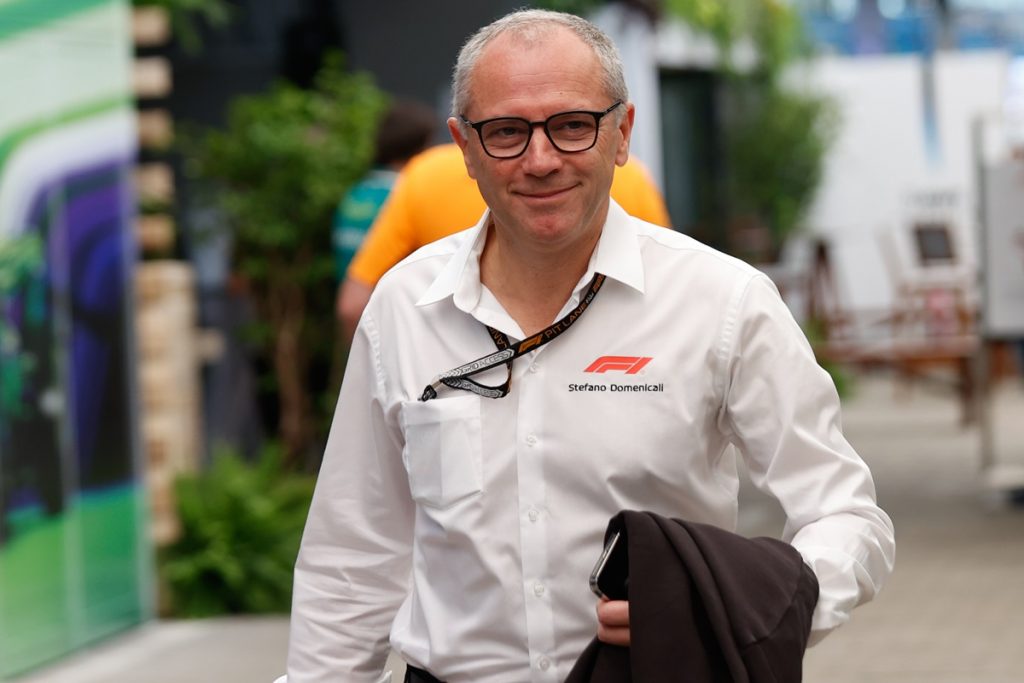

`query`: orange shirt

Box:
[347,143,671,287]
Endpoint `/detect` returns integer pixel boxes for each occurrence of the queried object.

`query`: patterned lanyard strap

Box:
[419,272,607,402]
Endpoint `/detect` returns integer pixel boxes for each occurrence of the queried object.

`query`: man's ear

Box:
[448,117,478,180]
[614,103,635,167]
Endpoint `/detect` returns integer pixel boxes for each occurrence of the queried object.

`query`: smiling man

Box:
[286,10,894,683]
[448,23,631,338]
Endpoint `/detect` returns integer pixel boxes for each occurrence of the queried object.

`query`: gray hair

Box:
[450,9,628,117]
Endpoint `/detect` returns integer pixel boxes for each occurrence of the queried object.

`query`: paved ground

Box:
[9,373,1024,683]
[748,374,1024,683]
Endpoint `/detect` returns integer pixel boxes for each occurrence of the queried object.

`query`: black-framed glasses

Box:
[460,101,623,159]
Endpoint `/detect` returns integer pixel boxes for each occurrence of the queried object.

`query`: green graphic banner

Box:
[0,1,151,677]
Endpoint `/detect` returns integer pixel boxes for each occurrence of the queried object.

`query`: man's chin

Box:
[527,218,593,246]
[491,201,599,244]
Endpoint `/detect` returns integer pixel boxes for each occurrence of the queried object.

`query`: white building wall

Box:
[800,51,1010,312]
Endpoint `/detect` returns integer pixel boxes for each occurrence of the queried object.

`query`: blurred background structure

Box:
[0,1,153,678]
[1,0,1023,680]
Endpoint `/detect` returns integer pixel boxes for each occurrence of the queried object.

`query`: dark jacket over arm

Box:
[567,510,819,683]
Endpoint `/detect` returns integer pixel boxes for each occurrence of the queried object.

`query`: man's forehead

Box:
[482,24,585,58]
[469,27,600,101]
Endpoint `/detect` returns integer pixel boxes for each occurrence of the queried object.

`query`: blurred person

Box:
[287,9,894,682]
[338,141,669,341]
[333,100,436,321]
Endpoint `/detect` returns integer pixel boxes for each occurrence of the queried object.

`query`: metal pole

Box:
[971,115,996,476]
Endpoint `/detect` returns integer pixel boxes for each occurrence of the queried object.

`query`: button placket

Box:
[514,348,556,681]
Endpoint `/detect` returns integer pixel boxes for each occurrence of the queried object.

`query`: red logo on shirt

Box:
[584,356,652,374]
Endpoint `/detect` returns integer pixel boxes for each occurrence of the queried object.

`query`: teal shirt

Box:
[333,168,398,281]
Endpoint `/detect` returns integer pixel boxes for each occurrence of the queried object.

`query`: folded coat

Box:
[566,510,819,683]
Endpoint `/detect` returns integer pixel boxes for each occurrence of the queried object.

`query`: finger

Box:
[597,622,631,647]
[596,600,630,645]
[596,599,629,627]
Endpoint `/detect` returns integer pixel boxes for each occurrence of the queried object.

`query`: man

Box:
[288,9,894,683]
[333,100,436,324]
[336,142,669,341]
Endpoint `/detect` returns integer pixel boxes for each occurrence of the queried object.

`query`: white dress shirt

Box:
[287,200,895,683]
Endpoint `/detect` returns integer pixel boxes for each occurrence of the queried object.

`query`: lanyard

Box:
[419,272,606,402]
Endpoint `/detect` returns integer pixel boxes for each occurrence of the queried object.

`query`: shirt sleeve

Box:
[718,273,895,642]
[286,311,414,681]
[347,174,420,288]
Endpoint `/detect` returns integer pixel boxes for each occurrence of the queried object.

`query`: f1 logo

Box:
[584,356,652,374]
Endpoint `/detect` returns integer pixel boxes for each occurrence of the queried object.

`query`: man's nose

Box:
[520,125,562,175]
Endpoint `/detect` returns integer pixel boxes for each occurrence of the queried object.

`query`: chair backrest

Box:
[912,220,956,267]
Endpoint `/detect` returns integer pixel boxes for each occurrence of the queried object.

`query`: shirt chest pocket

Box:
[400,395,483,509]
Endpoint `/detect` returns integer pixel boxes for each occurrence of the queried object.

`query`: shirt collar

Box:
[417,211,490,308]
[590,198,645,295]
[415,197,646,310]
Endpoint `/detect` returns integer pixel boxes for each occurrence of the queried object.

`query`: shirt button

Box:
[526,434,537,446]
[534,582,546,596]
[529,363,539,373]
[539,657,551,671]
[528,509,539,522]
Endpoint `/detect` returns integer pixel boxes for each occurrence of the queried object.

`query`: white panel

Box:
[797,52,1010,313]
[981,158,1024,336]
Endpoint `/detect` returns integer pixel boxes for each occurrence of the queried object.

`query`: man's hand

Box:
[596,598,630,646]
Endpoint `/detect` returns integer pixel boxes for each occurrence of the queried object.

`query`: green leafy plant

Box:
[665,0,744,58]
[0,235,43,416]
[663,0,811,78]
[184,55,387,464]
[158,446,315,616]
[662,0,834,260]
[726,87,838,262]
[132,0,233,54]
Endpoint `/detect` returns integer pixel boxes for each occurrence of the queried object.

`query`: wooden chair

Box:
[808,228,979,423]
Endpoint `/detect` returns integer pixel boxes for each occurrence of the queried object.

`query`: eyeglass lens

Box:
[480,112,599,157]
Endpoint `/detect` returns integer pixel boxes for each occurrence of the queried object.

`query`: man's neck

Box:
[480,221,601,336]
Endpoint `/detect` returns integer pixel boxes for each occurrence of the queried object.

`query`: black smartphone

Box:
[588,530,629,600]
